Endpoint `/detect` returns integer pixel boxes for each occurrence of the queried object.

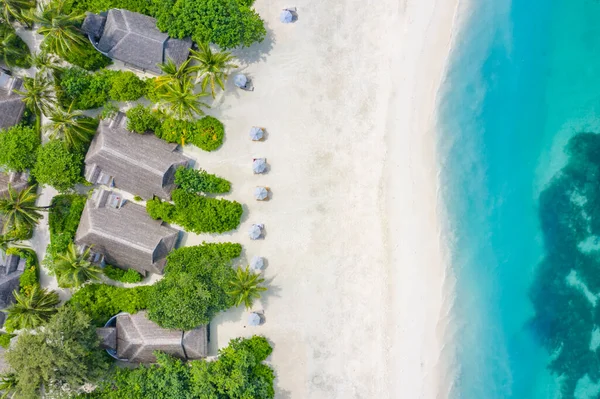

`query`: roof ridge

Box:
[91,228,156,253]
[102,139,168,176]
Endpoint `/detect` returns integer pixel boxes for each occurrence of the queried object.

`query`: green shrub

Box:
[191,116,224,151]
[32,140,85,192]
[0,333,14,349]
[146,189,242,234]
[126,105,162,133]
[108,71,147,101]
[133,195,143,201]
[0,23,31,69]
[175,166,231,194]
[57,67,111,109]
[0,125,40,172]
[61,40,112,71]
[155,117,190,144]
[6,248,39,295]
[147,242,241,329]
[5,224,33,241]
[103,265,143,283]
[45,194,86,266]
[67,283,151,326]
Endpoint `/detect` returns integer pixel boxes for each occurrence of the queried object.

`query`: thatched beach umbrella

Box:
[248,312,261,326]
[249,224,263,240]
[234,74,248,88]
[280,9,293,23]
[254,186,268,200]
[253,158,267,174]
[249,126,264,141]
[250,256,265,271]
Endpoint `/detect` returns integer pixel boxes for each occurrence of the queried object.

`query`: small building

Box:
[75,189,180,275]
[0,71,24,129]
[0,253,26,327]
[84,113,190,200]
[82,9,192,74]
[98,311,208,363]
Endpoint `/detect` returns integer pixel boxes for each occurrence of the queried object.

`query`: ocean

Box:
[438,0,600,398]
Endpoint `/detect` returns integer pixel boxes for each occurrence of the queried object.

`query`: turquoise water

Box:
[439,0,600,397]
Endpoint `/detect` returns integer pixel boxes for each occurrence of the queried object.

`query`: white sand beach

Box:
[181,0,462,397]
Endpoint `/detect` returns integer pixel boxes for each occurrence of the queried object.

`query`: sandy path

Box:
[181,0,461,397]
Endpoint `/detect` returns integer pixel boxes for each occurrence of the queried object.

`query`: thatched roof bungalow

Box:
[75,189,179,275]
[82,9,192,74]
[84,113,190,200]
[98,311,208,363]
[0,71,24,129]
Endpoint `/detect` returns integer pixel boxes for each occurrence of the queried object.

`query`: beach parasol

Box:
[249,126,264,141]
[234,74,248,88]
[249,224,263,240]
[280,10,293,23]
[254,186,268,200]
[250,256,265,271]
[253,158,267,173]
[248,312,261,326]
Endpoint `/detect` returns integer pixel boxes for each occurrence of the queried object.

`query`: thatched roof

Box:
[84,9,192,74]
[0,254,25,325]
[112,311,207,363]
[0,72,24,129]
[97,327,117,350]
[85,113,190,200]
[75,189,180,275]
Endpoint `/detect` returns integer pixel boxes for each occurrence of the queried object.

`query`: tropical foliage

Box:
[45,194,86,265]
[53,243,102,288]
[191,42,238,98]
[157,78,209,121]
[32,139,85,192]
[103,265,143,283]
[156,57,194,88]
[0,185,45,235]
[0,125,40,172]
[8,247,39,295]
[147,189,243,234]
[154,115,224,151]
[0,0,34,24]
[44,106,98,149]
[13,73,56,122]
[5,307,109,398]
[4,284,59,332]
[228,266,267,309]
[175,166,231,194]
[0,23,31,68]
[125,104,162,133]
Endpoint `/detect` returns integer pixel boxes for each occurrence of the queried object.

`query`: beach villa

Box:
[0,71,24,129]
[98,311,208,363]
[81,9,192,74]
[75,189,180,275]
[84,113,190,200]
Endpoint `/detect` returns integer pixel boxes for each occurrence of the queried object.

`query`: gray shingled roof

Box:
[0,72,24,129]
[81,12,106,39]
[85,9,192,74]
[110,311,207,363]
[85,113,190,200]
[75,189,180,275]
[0,254,25,327]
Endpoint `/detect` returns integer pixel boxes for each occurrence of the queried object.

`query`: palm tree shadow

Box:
[234,25,275,65]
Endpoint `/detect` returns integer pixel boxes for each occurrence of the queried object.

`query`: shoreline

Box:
[383,0,464,397]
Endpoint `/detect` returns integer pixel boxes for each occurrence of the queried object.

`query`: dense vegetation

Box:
[529,133,600,397]
[175,166,231,194]
[6,247,39,295]
[103,265,143,283]
[83,336,274,399]
[147,189,242,234]
[0,125,40,172]
[0,22,32,68]
[32,140,86,192]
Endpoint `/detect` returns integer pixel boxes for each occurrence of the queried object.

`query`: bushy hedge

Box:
[89,336,274,399]
[0,125,40,172]
[32,140,85,192]
[0,333,14,349]
[67,284,151,326]
[46,194,86,266]
[125,104,162,133]
[175,166,231,194]
[147,189,242,233]
[155,116,224,151]
[60,40,112,71]
[6,248,39,295]
[103,265,143,283]
[57,68,147,110]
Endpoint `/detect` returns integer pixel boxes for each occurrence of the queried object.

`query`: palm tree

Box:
[13,73,55,127]
[0,30,28,67]
[158,78,209,121]
[54,243,101,288]
[0,0,34,24]
[0,185,46,235]
[31,50,63,78]
[4,284,59,331]
[44,106,98,149]
[227,266,267,309]
[25,2,86,57]
[0,372,17,399]
[156,57,195,88]
[190,43,238,98]
[0,235,18,255]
